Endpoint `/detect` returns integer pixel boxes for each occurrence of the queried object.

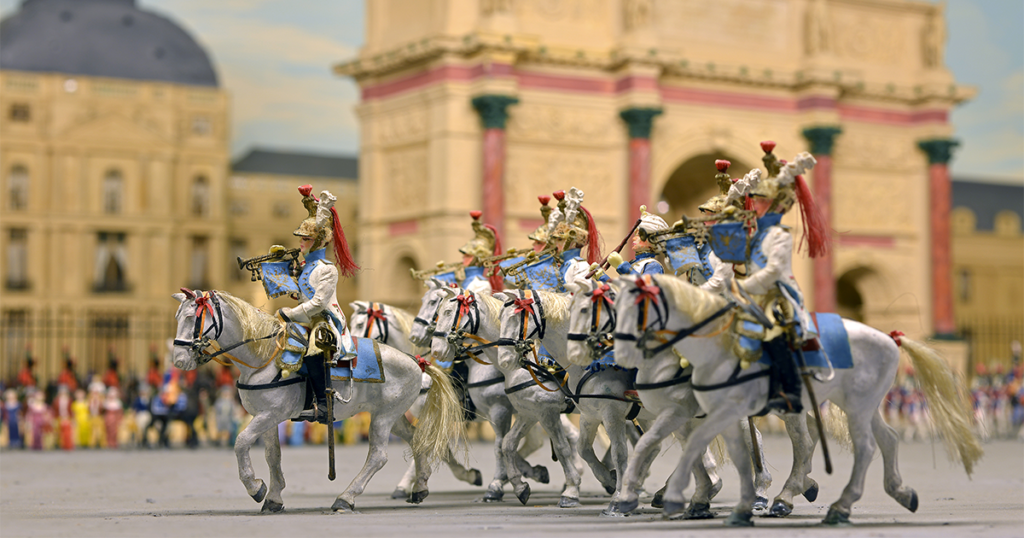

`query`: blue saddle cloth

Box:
[584,349,625,374]
[330,336,385,383]
[753,312,853,369]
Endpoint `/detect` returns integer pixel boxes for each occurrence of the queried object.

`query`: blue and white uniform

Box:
[280,248,356,358]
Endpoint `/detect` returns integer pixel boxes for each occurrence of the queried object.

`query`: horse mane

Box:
[652,274,728,326]
[534,290,572,324]
[387,305,416,337]
[217,292,283,358]
[473,291,504,328]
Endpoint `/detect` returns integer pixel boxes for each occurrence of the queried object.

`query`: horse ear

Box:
[606,279,628,294]
[172,293,187,304]
[179,287,196,300]
[349,301,367,313]
[492,291,510,303]
[566,281,585,294]
[440,287,457,299]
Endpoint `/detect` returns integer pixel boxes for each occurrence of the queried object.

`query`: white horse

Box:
[171,289,464,512]
[611,275,982,525]
[410,281,553,501]
[348,301,484,498]
[428,285,587,506]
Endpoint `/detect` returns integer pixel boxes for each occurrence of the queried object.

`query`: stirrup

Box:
[766,392,803,414]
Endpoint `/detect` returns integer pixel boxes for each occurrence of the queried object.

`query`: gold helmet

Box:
[527,195,554,244]
[698,160,740,214]
[458,211,500,261]
[548,189,590,249]
[292,185,334,251]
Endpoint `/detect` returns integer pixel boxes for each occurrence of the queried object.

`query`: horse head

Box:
[410,279,449,346]
[428,286,463,364]
[171,289,207,371]
[566,279,617,367]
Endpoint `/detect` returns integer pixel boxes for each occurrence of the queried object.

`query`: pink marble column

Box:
[919,139,959,337]
[482,128,507,241]
[803,126,842,314]
[627,137,652,225]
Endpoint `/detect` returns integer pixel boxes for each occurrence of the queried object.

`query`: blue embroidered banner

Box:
[261,261,299,298]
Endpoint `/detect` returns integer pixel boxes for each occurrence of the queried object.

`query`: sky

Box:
[0,0,1020,184]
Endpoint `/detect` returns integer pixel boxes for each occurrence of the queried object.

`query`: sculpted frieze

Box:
[377,107,428,148]
[833,133,916,172]
[505,148,614,214]
[656,0,789,50]
[382,145,428,212]
[506,105,614,145]
[833,172,913,233]
[832,12,905,65]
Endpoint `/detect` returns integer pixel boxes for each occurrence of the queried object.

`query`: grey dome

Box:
[0,0,218,87]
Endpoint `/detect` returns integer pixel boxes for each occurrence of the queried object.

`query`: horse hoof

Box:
[515,484,531,505]
[260,499,284,513]
[332,498,355,512]
[903,490,919,513]
[603,484,616,495]
[251,482,267,503]
[802,480,819,503]
[662,500,687,520]
[651,486,666,508]
[725,510,755,527]
[533,465,550,484]
[709,478,724,500]
[822,506,851,526]
[752,496,769,513]
[471,469,483,487]
[685,502,715,520]
[407,490,429,504]
[603,498,638,516]
[558,496,580,508]
[767,500,793,518]
[391,488,408,500]
[482,489,504,502]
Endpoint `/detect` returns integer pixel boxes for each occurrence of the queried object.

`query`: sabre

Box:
[585,217,642,279]
[315,326,338,481]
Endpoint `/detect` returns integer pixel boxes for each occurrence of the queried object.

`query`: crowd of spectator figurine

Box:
[4,354,1022,451]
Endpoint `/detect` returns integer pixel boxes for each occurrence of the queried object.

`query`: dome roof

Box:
[0,0,218,87]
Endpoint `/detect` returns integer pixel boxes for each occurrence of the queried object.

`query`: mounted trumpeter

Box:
[272,185,360,424]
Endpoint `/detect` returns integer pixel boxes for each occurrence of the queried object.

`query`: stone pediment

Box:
[57,113,169,147]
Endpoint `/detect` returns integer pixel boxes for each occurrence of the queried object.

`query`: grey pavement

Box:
[1,434,1022,538]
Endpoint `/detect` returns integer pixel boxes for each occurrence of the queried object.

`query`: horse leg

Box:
[390,414,434,504]
[720,421,756,527]
[392,461,416,500]
[578,413,616,495]
[332,413,397,512]
[501,412,537,504]
[259,428,286,513]
[483,403,512,501]
[740,418,772,514]
[600,406,633,498]
[664,417,718,519]
[766,413,815,517]
[539,410,582,508]
[661,409,739,520]
[234,413,278,505]
[871,408,918,512]
[515,421,551,484]
[822,410,877,524]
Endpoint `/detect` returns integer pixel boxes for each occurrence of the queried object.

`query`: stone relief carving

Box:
[505,148,614,213]
[833,13,905,65]
[833,172,913,232]
[805,0,833,55]
[623,0,653,32]
[378,107,428,148]
[656,0,787,49]
[832,133,916,172]
[520,0,602,25]
[382,145,428,212]
[506,105,614,145]
[921,4,946,68]
[482,0,515,16]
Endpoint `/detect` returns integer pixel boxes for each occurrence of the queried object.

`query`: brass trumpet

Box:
[237,246,302,282]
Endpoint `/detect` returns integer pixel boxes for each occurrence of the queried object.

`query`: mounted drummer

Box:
[693,159,758,293]
[275,185,360,424]
[735,141,830,414]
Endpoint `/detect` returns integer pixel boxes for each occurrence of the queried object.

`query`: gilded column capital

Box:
[917,139,960,165]
[471,95,519,130]
[801,125,843,156]
[619,107,663,139]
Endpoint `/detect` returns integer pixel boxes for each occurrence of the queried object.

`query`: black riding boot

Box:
[763,336,804,414]
[298,353,332,424]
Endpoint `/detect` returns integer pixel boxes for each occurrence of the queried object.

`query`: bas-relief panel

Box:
[830,6,907,66]
[505,147,614,214]
[511,0,610,47]
[833,172,913,233]
[655,0,790,51]
[381,145,428,214]
[376,106,429,148]
[832,131,918,172]
[506,104,616,146]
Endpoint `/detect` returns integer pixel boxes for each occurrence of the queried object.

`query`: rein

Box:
[361,302,390,344]
[431,291,499,365]
[173,291,281,369]
[566,283,616,362]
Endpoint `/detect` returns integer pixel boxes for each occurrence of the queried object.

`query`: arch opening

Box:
[657,153,753,224]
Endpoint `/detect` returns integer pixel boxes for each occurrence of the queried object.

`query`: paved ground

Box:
[1,434,1021,538]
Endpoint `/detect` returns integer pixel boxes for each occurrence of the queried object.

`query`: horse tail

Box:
[412,363,468,469]
[897,336,983,476]
[822,401,853,452]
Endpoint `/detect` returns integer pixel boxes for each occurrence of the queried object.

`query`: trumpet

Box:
[237,247,301,282]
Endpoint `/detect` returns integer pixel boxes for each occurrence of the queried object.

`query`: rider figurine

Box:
[547,188,601,290]
[276,185,359,424]
[740,141,830,414]
[458,210,504,293]
[527,195,555,253]
[608,206,668,277]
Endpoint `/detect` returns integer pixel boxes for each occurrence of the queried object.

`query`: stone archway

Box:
[833,265,894,328]
[388,254,422,312]
[657,153,753,224]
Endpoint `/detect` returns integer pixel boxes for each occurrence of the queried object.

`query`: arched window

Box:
[103,169,123,214]
[994,211,1022,237]
[7,165,28,210]
[191,175,209,217]
[189,236,209,289]
[94,232,128,292]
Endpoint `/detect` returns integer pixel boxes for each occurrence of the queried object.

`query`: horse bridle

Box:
[614,276,736,359]
[361,302,390,344]
[567,283,617,361]
[432,291,494,359]
[173,289,280,367]
[412,293,445,345]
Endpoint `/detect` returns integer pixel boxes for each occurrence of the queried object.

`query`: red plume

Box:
[579,205,602,265]
[329,207,360,278]
[484,223,504,291]
[298,185,313,197]
[744,195,753,211]
[470,210,482,220]
[552,190,565,201]
[760,140,776,154]
[715,160,731,172]
[538,195,551,206]
[793,175,832,258]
